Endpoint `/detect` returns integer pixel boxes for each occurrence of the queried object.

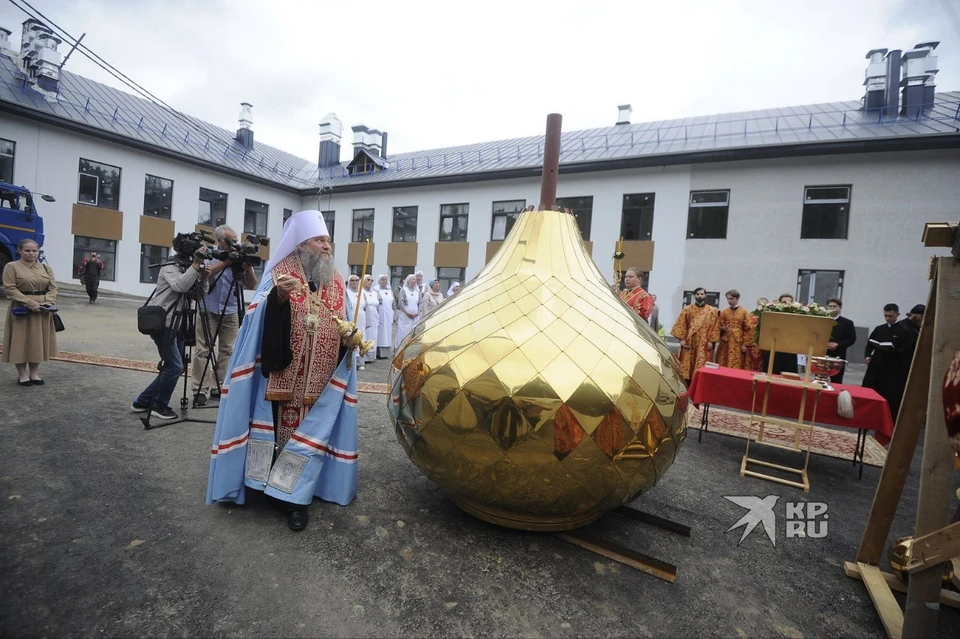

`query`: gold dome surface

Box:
[388,206,688,531]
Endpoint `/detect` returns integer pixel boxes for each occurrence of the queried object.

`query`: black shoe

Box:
[30,379,44,385]
[287,508,309,531]
[194,393,208,406]
[18,380,32,386]
[150,405,178,420]
[131,400,150,412]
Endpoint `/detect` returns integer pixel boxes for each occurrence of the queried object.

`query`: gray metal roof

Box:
[1,50,958,195]
[0,53,318,190]
[318,91,960,191]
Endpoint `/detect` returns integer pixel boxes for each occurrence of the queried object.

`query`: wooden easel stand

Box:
[846,253,960,638]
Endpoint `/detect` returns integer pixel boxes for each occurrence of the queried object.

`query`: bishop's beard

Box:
[695,299,706,307]
[300,250,334,287]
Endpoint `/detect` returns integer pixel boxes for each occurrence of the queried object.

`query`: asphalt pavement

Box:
[0,286,957,637]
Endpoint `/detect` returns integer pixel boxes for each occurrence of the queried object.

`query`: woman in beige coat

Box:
[3,239,58,385]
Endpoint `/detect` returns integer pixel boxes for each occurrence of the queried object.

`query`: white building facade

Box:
[2,22,958,362]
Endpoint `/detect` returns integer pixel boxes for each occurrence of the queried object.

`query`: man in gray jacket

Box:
[131,250,205,419]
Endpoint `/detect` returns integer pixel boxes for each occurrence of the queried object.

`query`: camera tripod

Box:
[188,265,249,410]
[141,264,247,431]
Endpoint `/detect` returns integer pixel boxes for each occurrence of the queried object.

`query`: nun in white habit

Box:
[374,274,395,359]
[395,274,421,349]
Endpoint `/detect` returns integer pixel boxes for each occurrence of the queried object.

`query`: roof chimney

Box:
[380,131,388,159]
[351,124,383,157]
[883,49,901,118]
[318,112,342,168]
[236,102,254,150]
[900,41,939,119]
[863,48,888,111]
[19,19,61,94]
[0,27,13,54]
[616,104,632,125]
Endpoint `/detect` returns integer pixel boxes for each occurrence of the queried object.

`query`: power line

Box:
[8,0,213,139]
[5,0,318,186]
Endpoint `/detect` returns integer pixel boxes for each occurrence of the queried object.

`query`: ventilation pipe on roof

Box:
[0,27,13,54]
[883,49,901,118]
[380,131,388,159]
[616,104,632,125]
[900,41,939,119]
[863,48,887,111]
[318,112,343,168]
[236,102,254,150]
[351,124,383,157]
[19,19,61,94]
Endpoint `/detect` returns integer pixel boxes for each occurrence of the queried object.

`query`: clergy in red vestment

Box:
[618,267,653,322]
[671,287,720,384]
[716,289,753,370]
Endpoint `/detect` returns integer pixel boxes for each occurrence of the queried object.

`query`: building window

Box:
[392,206,418,242]
[353,208,374,242]
[801,186,851,240]
[244,199,268,236]
[73,236,117,281]
[686,190,729,239]
[616,270,650,291]
[283,208,293,223]
[322,211,335,241]
[436,267,465,295]
[77,158,121,210]
[350,264,373,277]
[391,265,414,293]
[556,196,593,241]
[491,199,525,241]
[0,138,14,183]
[681,289,721,308]
[796,269,844,306]
[439,203,469,242]
[621,193,655,241]
[198,188,227,227]
[139,244,170,283]
[143,175,173,219]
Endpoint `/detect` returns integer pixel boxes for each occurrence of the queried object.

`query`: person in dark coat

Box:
[862,303,911,423]
[896,303,924,381]
[825,297,857,384]
[77,251,105,303]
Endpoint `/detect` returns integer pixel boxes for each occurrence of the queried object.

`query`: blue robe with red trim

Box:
[206,274,359,507]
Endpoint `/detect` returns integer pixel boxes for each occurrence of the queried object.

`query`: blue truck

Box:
[0,181,49,270]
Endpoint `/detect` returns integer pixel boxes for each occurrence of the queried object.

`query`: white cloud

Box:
[1,0,957,163]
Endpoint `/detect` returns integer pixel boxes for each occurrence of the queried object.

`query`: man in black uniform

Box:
[825,297,857,384]
[862,303,911,422]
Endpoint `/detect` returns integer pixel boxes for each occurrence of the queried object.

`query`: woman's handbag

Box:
[52,312,65,332]
[137,286,167,335]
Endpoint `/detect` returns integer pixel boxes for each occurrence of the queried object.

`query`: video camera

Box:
[206,234,270,268]
[172,230,215,264]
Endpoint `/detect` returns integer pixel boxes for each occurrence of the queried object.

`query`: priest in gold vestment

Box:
[716,289,753,370]
[671,287,720,384]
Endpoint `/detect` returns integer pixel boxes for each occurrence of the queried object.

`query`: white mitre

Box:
[263,210,330,275]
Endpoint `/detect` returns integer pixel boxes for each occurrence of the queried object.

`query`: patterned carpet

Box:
[689,405,888,467]
[0,346,391,395]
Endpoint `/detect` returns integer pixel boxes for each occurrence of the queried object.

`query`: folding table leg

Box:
[698,404,710,443]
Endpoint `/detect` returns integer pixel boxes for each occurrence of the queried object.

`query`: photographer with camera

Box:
[192,225,259,406]
[131,238,206,420]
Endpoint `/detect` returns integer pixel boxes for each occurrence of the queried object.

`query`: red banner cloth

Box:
[687,366,894,445]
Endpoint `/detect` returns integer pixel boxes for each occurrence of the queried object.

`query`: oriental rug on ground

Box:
[688,405,888,467]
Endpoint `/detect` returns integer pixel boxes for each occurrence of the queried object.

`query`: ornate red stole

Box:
[265,254,346,406]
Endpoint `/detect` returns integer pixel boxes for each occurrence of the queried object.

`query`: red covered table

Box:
[687,366,894,475]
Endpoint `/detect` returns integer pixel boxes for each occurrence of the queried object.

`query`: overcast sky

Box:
[2,0,958,164]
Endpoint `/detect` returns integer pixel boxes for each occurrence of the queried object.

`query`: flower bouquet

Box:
[752,300,834,342]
